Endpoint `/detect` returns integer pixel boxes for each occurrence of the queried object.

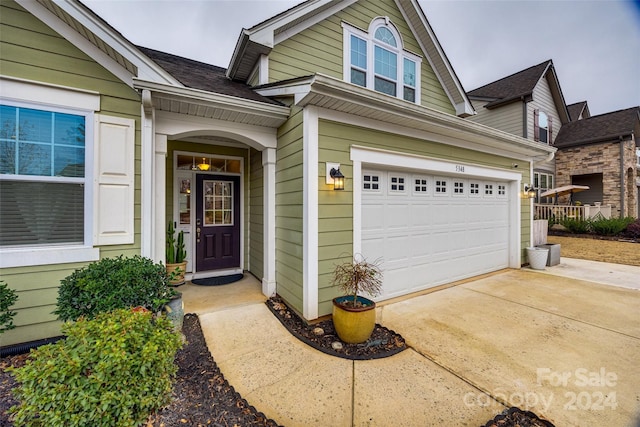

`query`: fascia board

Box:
[248,0,333,46]
[544,66,571,124]
[297,74,555,160]
[273,0,358,45]
[45,0,181,85]
[396,0,475,117]
[254,77,314,104]
[227,0,350,79]
[133,79,290,120]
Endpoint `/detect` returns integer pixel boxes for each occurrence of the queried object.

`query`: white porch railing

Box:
[534,204,612,220]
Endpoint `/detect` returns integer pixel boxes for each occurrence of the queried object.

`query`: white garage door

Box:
[362,169,510,300]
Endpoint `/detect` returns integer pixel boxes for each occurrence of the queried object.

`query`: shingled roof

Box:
[567,101,590,121]
[137,46,281,105]
[554,106,640,148]
[467,60,552,108]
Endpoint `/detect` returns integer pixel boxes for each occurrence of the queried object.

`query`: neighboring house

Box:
[553,107,640,217]
[466,58,639,219]
[0,0,553,347]
[466,60,570,202]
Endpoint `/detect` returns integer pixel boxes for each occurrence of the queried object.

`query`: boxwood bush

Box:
[0,280,18,333]
[55,255,175,322]
[9,308,182,427]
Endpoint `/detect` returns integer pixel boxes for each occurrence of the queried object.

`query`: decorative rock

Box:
[331,341,343,351]
[312,327,325,336]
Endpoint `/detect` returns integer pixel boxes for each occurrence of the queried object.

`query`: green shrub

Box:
[590,216,635,236]
[10,308,182,427]
[54,255,175,322]
[561,217,590,234]
[0,280,18,333]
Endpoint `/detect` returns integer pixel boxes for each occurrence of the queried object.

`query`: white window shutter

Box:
[93,114,135,245]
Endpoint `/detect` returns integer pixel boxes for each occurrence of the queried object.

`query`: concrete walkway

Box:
[186,260,640,426]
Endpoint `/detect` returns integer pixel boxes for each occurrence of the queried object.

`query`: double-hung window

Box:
[0,76,135,268]
[0,103,90,247]
[344,18,421,103]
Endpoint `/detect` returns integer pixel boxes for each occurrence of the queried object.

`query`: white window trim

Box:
[342,20,422,104]
[0,96,98,268]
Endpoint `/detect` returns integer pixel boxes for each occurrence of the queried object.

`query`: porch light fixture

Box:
[330,167,345,191]
[198,157,210,171]
[523,184,536,199]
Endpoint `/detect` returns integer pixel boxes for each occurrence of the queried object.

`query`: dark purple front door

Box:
[195,174,240,271]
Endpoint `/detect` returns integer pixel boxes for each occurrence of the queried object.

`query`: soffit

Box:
[134,79,290,129]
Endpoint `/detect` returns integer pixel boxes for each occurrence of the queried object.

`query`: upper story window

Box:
[343,18,421,103]
[534,109,553,144]
[0,103,89,247]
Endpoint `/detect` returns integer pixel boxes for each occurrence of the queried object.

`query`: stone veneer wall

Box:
[555,138,638,218]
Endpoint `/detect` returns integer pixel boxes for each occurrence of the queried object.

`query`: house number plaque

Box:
[455,165,465,173]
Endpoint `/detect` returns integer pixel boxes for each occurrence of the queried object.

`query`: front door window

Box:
[204,181,233,225]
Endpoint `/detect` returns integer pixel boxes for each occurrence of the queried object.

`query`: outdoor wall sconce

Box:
[523,184,536,199]
[326,162,345,191]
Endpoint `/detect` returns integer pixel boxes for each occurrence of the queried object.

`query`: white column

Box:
[302,106,319,319]
[140,92,154,259]
[262,147,277,297]
[154,134,168,264]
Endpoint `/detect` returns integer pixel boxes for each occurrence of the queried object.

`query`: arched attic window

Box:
[342,18,421,103]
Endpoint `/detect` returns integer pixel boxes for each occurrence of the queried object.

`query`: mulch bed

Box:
[548,228,638,243]
[266,295,406,360]
[0,314,280,427]
[484,407,555,427]
[1,310,554,427]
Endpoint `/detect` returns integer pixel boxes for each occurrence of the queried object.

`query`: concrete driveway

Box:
[192,263,640,426]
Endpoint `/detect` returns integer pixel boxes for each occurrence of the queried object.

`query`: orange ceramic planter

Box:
[332,296,376,344]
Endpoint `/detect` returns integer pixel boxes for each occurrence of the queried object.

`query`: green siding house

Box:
[0,0,554,347]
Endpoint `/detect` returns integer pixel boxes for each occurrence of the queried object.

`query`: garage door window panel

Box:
[453,180,465,196]
[435,178,448,195]
[363,173,381,191]
[389,175,406,193]
[484,184,494,197]
[413,176,428,194]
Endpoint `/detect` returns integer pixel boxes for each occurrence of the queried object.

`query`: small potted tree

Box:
[331,256,383,344]
[166,221,187,286]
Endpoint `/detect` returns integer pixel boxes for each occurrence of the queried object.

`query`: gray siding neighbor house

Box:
[466,60,639,218]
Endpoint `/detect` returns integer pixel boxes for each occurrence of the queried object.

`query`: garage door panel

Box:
[362,170,511,301]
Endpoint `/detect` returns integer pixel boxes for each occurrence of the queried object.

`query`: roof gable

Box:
[554,106,640,147]
[468,61,550,103]
[16,0,180,88]
[226,0,474,117]
[567,101,590,121]
[468,59,570,123]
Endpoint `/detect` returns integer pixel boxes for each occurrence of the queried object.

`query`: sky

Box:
[84,0,640,116]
